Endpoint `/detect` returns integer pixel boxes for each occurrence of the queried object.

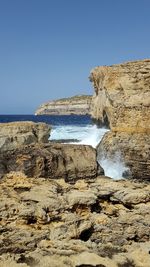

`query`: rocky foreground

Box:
[1,172,150,267]
[0,121,150,267]
[90,59,150,180]
[35,95,92,115]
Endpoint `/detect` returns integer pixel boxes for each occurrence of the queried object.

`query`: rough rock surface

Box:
[0,143,102,182]
[35,95,92,115]
[89,59,150,180]
[0,172,150,266]
[0,122,51,152]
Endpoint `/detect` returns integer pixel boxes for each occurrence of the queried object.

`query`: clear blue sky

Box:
[0,0,150,114]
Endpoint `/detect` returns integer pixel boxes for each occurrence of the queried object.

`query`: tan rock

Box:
[0,174,150,266]
[0,121,51,152]
[0,143,102,181]
[66,189,97,206]
[90,59,150,180]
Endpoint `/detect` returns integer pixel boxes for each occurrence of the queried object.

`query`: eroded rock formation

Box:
[0,172,150,266]
[89,59,150,180]
[35,95,92,115]
[0,143,102,182]
[0,121,102,181]
[1,95,150,266]
[0,122,51,152]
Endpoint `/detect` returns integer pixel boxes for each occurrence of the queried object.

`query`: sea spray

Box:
[77,125,108,148]
[98,152,130,180]
[49,120,130,180]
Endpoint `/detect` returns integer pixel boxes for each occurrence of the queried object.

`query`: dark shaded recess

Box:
[123,203,134,210]
[122,169,132,179]
[79,226,94,241]
[0,226,9,233]
[14,187,31,193]
[27,216,37,225]
[92,111,110,129]
[126,234,140,242]
[117,259,136,267]
[17,255,37,266]
[0,242,26,254]
[42,206,49,213]
[102,110,110,128]
[48,215,61,223]
[76,265,106,267]
[98,193,114,202]
[32,129,38,139]
[44,157,49,173]
[91,200,102,213]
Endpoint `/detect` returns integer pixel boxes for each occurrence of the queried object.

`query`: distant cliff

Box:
[35,95,92,115]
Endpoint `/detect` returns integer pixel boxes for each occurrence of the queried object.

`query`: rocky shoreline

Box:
[0,121,150,267]
[0,58,150,267]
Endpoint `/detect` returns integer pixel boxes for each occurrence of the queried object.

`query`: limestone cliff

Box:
[89,59,150,180]
[35,95,92,115]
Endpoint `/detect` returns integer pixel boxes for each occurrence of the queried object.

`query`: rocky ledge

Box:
[90,59,150,180]
[35,95,92,115]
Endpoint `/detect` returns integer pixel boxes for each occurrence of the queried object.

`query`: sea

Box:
[0,114,107,147]
[0,114,128,179]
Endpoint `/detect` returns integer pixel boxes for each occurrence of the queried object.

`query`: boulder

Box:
[0,121,51,152]
[89,59,150,180]
[0,143,102,182]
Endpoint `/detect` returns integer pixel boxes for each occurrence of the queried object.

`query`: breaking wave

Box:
[49,124,108,148]
[98,153,130,180]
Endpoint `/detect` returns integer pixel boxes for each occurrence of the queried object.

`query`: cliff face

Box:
[90,59,150,180]
[35,95,92,115]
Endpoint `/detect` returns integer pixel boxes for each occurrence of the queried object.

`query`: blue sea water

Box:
[0,114,91,125]
[0,115,108,147]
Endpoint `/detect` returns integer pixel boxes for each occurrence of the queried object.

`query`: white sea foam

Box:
[77,125,108,148]
[49,124,108,148]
